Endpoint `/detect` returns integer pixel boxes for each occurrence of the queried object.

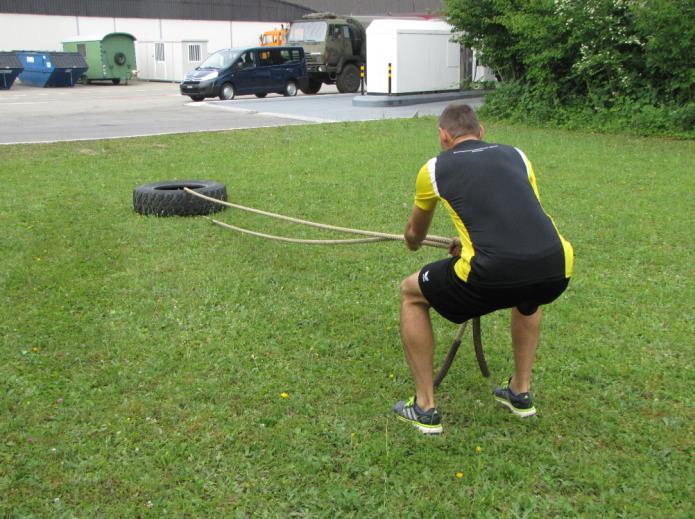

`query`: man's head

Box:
[438,102,483,150]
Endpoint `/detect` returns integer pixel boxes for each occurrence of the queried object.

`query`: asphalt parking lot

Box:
[1,80,483,145]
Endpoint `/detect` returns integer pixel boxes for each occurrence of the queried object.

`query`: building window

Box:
[188,44,201,62]
[77,44,86,57]
[155,43,165,62]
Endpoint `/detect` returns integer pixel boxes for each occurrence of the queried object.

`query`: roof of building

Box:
[0,0,445,21]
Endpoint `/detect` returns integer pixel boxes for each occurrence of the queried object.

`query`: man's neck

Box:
[449,135,480,148]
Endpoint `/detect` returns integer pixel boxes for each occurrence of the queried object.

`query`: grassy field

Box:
[1,119,693,517]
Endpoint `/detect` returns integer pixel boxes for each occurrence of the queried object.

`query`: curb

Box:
[352,89,492,108]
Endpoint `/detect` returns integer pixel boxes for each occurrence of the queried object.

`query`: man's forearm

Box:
[404,220,424,251]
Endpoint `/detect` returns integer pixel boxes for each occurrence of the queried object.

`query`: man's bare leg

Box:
[399,272,436,410]
[509,307,542,394]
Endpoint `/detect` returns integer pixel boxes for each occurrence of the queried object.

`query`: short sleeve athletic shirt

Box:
[415,140,573,288]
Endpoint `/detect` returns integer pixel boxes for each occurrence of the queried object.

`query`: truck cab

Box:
[287,13,366,94]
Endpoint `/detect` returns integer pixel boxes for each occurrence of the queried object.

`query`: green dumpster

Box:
[62,32,136,84]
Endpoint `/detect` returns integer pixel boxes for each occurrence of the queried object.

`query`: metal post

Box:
[360,64,365,95]
[388,62,392,96]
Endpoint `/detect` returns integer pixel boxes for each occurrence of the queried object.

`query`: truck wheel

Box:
[283,80,298,97]
[133,180,227,217]
[111,78,121,85]
[336,64,360,93]
[300,79,322,95]
[219,83,235,100]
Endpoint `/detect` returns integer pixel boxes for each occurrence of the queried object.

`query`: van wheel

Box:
[336,64,360,93]
[219,83,235,100]
[255,92,267,98]
[283,80,298,97]
[300,79,322,95]
[189,95,205,102]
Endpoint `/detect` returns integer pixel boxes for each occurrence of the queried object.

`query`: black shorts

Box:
[418,257,570,324]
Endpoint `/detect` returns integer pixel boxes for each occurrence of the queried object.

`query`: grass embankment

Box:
[1,121,693,516]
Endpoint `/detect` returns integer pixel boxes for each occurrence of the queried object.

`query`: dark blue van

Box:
[180,46,307,101]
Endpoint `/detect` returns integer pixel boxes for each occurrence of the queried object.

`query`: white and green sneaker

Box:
[393,396,443,434]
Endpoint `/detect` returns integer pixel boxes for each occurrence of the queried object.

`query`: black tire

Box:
[219,82,235,100]
[283,80,298,97]
[114,52,127,66]
[300,79,322,95]
[336,64,360,93]
[133,180,227,217]
[189,95,205,102]
[112,78,121,85]
[255,92,268,98]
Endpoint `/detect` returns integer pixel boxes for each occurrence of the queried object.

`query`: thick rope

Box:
[185,187,451,246]
[208,217,448,248]
[208,217,391,245]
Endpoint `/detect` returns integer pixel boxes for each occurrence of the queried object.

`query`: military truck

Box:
[287,12,374,94]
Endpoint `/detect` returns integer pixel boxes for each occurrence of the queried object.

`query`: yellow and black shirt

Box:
[415,140,573,288]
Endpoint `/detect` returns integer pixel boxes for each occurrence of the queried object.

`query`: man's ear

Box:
[479,124,485,140]
[439,127,452,148]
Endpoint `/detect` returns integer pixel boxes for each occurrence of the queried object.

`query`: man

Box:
[393,102,573,434]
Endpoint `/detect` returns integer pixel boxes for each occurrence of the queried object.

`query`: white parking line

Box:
[187,101,336,123]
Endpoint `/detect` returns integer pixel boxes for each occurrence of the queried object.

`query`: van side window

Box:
[280,49,301,63]
[238,52,256,69]
[258,50,272,66]
[269,49,284,65]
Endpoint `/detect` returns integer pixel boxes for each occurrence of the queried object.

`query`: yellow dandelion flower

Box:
[455,471,464,479]
[389,373,395,379]
[280,392,289,398]
[475,446,482,453]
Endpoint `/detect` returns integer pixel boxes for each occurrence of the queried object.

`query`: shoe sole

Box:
[396,415,443,434]
[494,396,537,418]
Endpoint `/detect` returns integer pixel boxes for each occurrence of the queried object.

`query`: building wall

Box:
[0,13,283,55]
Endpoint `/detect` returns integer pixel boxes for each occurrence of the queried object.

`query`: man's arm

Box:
[404,205,435,251]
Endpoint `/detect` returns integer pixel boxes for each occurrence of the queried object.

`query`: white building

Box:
[367,19,461,95]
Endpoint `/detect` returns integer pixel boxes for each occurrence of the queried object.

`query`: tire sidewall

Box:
[133,180,227,217]
[219,83,235,100]
[284,80,298,97]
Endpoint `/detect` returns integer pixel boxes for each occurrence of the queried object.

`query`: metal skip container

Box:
[15,51,88,87]
[0,52,24,89]
[62,32,136,85]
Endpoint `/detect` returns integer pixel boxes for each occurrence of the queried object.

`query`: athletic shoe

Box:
[392,396,443,434]
[493,377,537,417]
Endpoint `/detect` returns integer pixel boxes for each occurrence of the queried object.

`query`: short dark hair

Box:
[438,102,480,138]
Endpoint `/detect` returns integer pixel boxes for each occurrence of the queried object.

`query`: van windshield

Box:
[288,21,327,43]
[199,49,240,69]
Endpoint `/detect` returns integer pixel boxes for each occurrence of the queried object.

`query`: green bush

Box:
[479,81,694,138]
[446,0,695,137]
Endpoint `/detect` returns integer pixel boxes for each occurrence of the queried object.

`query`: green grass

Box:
[1,120,693,517]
